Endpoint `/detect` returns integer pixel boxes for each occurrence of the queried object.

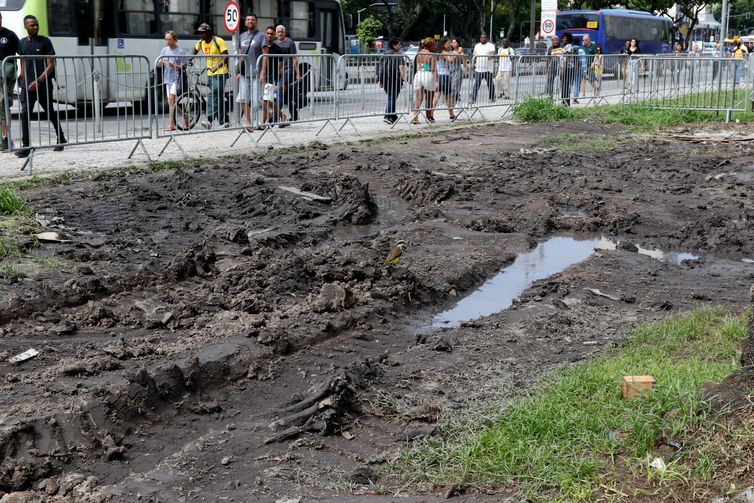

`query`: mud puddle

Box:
[334,195,408,240]
[430,235,706,329]
[431,236,599,328]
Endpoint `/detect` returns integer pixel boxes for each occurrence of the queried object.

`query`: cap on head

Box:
[196,23,212,33]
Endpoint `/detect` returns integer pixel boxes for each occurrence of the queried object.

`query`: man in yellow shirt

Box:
[192,23,229,127]
[732,39,748,87]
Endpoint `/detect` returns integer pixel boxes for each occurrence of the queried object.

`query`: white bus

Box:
[0,0,347,105]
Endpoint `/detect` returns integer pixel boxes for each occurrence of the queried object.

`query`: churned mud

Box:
[1,122,753,502]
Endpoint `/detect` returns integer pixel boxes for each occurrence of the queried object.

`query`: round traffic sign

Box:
[224,1,240,33]
[542,19,555,34]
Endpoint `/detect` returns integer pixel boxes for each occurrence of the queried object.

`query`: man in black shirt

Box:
[0,12,19,151]
[16,14,65,158]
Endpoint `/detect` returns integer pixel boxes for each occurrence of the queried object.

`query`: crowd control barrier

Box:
[2,51,752,174]
[2,55,152,173]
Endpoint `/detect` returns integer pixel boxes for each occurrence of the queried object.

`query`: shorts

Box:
[236,75,260,104]
[413,70,436,92]
[0,79,13,117]
[164,81,179,97]
[262,82,276,102]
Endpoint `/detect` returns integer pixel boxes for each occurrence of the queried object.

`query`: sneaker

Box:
[573,99,580,104]
[14,148,30,158]
[383,118,393,125]
[222,122,230,128]
[53,138,67,152]
[201,120,211,129]
[1,136,7,150]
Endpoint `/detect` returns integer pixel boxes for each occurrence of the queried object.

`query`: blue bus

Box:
[556,9,673,54]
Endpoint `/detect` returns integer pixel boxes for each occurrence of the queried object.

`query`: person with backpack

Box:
[378,38,405,125]
[236,13,267,129]
[192,23,229,128]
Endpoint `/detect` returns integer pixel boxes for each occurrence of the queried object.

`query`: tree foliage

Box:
[356,15,383,49]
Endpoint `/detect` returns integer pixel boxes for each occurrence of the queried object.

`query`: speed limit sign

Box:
[224,1,240,33]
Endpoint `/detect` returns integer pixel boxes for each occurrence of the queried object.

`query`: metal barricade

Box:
[630,56,745,116]
[263,53,338,136]
[3,54,152,173]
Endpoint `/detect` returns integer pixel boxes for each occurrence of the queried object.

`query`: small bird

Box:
[382,240,406,269]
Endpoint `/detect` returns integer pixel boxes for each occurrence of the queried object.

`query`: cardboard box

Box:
[621,375,656,398]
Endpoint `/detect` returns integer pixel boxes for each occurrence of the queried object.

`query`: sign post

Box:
[541,0,557,42]
[224,1,241,123]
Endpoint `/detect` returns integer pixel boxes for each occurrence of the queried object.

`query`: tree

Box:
[357,16,384,50]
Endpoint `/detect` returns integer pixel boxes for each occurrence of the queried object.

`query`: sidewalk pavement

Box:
[0,104,519,181]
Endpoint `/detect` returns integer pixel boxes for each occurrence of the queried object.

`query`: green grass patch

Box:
[0,186,28,215]
[513,97,583,122]
[512,96,731,131]
[402,307,749,501]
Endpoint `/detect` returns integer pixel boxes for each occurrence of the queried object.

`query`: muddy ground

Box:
[1,121,753,502]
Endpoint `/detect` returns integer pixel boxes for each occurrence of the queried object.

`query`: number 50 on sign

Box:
[224,1,240,33]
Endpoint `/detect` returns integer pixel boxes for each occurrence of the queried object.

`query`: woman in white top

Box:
[157,30,186,131]
[412,37,439,124]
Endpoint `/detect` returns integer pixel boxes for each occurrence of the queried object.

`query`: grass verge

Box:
[401,307,750,501]
[0,185,29,215]
[513,96,725,131]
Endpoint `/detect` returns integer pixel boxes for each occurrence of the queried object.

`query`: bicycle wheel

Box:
[175,91,203,131]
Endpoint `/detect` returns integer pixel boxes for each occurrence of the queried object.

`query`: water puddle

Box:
[334,196,409,241]
[594,238,699,265]
[430,235,704,329]
[431,236,598,328]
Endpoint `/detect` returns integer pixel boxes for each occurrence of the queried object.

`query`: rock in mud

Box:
[398,425,440,442]
[133,298,174,328]
[349,466,379,485]
[312,283,355,313]
[398,174,455,205]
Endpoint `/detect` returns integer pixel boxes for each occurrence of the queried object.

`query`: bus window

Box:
[160,0,200,37]
[557,13,598,31]
[206,0,225,34]
[288,1,314,39]
[49,0,75,35]
[118,0,159,35]
[0,0,25,9]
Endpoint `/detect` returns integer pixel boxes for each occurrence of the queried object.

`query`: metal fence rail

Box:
[2,54,152,173]
[1,51,752,174]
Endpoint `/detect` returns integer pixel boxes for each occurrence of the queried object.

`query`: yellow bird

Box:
[382,240,406,269]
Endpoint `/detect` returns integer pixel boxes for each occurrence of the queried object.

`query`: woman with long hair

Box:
[433,38,456,120]
[449,37,467,105]
[411,37,438,124]
[627,38,641,95]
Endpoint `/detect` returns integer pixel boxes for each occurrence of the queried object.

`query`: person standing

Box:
[411,37,438,124]
[470,33,496,104]
[580,34,597,96]
[592,44,604,96]
[571,42,586,103]
[272,25,300,126]
[449,38,467,104]
[626,38,641,95]
[378,38,405,125]
[733,39,748,87]
[157,30,186,131]
[237,13,267,129]
[545,36,561,97]
[16,14,65,158]
[433,38,456,119]
[192,23,229,128]
[559,32,576,106]
[0,12,19,151]
[261,26,282,125]
[495,38,514,99]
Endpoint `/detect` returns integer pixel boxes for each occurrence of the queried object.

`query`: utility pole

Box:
[720,0,729,56]
[529,0,536,46]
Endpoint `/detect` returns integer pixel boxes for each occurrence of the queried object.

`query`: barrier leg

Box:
[157,135,188,158]
[19,148,34,174]
[128,138,151,161]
